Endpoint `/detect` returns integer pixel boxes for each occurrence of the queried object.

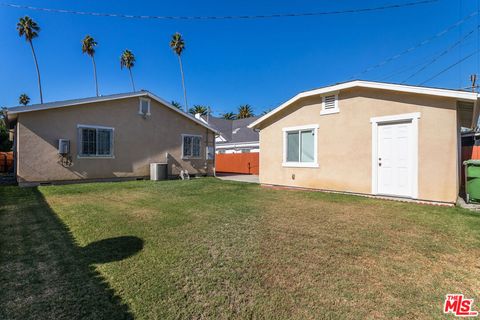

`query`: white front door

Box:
[377,121,413,197]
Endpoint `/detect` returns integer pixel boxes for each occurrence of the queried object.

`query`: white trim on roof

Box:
[216,141,259,148]
[7,91,218,134]
[248,80,479,129]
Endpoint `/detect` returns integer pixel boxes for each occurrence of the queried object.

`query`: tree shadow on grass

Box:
[0,187,143,320]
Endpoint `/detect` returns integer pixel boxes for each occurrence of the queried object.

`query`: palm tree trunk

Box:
[91,56,99,97]
[29,40,43,103]
[129,68,136,92]
[178,55,188,112]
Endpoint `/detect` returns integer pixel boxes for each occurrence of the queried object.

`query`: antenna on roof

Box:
[470,74,477,92]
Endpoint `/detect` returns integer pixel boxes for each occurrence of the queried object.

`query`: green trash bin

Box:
[463,160,480,203]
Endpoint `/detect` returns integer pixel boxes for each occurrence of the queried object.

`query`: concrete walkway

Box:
[216,174,259,184]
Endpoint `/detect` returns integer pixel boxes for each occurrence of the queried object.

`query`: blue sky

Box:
[0,0,479,115]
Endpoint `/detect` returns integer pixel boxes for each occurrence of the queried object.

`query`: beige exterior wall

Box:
[16,97,215,183]
[258,87,460,203]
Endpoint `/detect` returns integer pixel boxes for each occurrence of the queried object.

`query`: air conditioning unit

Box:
[150,163,167,180]
[58,139,70,155]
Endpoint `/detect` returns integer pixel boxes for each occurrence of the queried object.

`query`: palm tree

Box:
[18,93,30,106]
[170,32,188,112]
[171,101,182,109]
[17,16,43,103]
[189,105,208,116]
[237,104,254,119]
[120,49,136,91]
[221,112,236,120]
[81,35,99,96]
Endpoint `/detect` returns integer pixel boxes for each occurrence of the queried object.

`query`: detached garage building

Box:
[249,80,479,204]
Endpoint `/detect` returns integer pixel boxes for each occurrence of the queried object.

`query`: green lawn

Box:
[1,178,480,319]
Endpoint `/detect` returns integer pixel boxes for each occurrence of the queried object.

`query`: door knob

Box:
[379,163,382,167]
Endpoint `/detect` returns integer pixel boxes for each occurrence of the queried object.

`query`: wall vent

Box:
[323,95,336,109]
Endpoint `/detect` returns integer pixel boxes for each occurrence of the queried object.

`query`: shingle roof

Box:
[205,116,259,144]
[230,117,260,143]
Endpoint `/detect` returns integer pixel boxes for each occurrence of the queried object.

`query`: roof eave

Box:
[143,92,219,133]
[6,91,218,134]
[249,80,480,129]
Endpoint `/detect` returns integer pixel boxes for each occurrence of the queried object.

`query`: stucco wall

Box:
[258,87,460,203]
[16,97,215,183]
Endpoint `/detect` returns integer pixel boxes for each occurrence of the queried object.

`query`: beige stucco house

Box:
[249,80,480,204]
[6,91,217,186]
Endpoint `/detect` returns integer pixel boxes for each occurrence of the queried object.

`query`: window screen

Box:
[300,130,314,162]
[183,135,201,158]
[286,132,300,162]
[79,127,113,157]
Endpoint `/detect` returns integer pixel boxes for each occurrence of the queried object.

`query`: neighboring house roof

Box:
[249,80,480,129]
[203,116,259,144]
[206,117,235,141]
[6,90,218,133]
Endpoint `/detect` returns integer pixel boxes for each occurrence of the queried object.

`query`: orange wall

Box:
[462,146,480,161]
[216,153,259,175]
[0,152,13,173]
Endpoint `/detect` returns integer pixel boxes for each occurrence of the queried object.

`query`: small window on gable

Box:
[321,94,339,115]
[139,98,151,116]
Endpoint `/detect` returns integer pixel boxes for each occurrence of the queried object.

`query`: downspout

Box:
[205,128,214,177]
[213,131,216,177]
[457,106,462,201]
[14,123,18,183]
[472,98,480,130]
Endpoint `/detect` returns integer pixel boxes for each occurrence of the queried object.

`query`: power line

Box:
[0,0,439,21]
[379,55,439,80]
[349,10,479,79]
[420,48,480,85]
[402,25,479,83]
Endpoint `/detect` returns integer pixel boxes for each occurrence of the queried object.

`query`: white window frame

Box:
[77,124,115,159]
[206,146,215,160]
[139,98,151,116]
[282,124,319,168]
[182,134,202,159]
[370,112,420,199]
[320,92,339,115]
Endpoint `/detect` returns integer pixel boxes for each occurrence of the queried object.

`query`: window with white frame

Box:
[283,125,318,167]
[206,146,215,160]
[139,98,151,116]
[78,125,114,157]
[320,94,339,115]
[182,135,201,158]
